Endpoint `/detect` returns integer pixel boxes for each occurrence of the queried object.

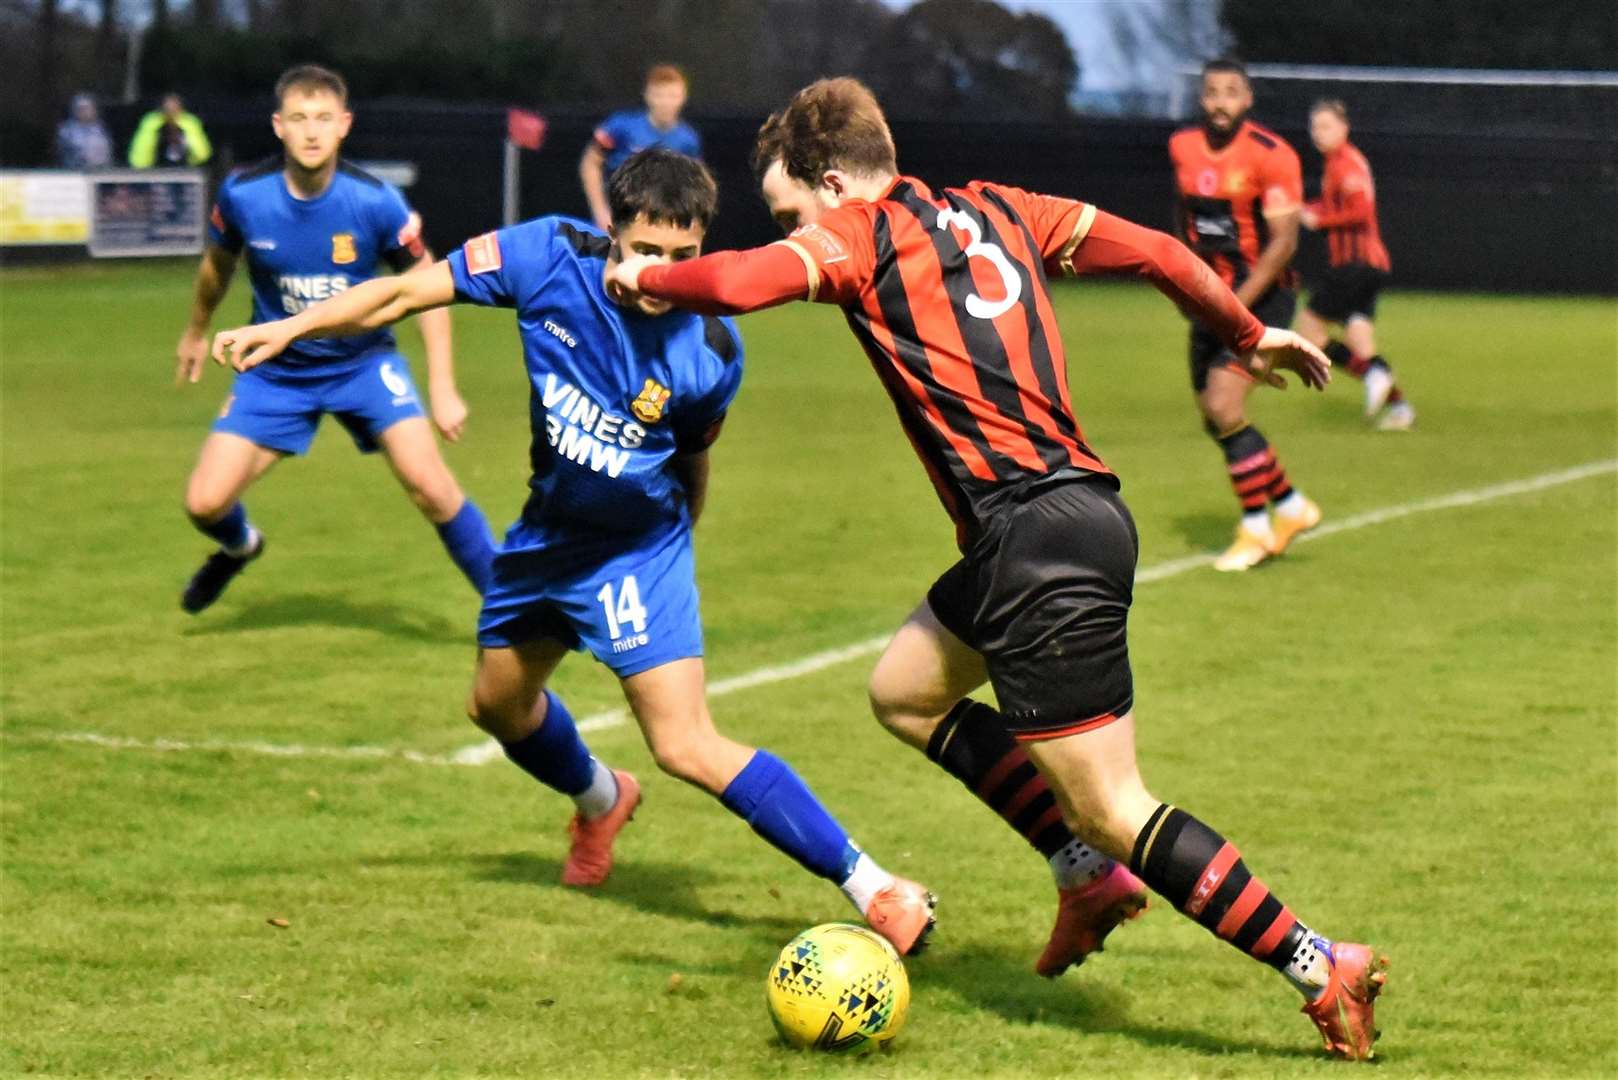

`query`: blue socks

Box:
[435,498,496,594]
[501,691,596,796]
[191,502,253,553]
[720,751,860,882]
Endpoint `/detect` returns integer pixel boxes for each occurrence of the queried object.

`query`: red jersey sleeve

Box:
[637,244,814,315]
[969,181,1094,277]
[1069,209,1265,353]
[776,204,877,305]
[1259,141,1304,217]
[1314,155,1374,227]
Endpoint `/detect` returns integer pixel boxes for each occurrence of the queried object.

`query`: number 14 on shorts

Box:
[598,575,650,652]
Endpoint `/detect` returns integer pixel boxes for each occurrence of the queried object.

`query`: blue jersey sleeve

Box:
[207,179,243,253]
[673,316,744,453]
[593,111,632,152]
[372,183,426,272]
[676,122,703,160]
[446,218,558,309]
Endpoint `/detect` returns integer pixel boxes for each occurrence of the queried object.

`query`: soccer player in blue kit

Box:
[173,65,495,612]
[580,65,702,231]
[210,149,939,956]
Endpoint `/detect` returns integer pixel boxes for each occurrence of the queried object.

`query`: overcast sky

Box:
[883,0,1213,93]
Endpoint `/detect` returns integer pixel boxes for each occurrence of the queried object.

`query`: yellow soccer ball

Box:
[765,923,910,1052]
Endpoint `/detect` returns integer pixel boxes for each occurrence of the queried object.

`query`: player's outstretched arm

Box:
[176,244,239,384]
[1248,327,1331,391]
[1067,209,1328,390]
[212,260,457,372]
[606,245,812,315]
[406,250,466,442]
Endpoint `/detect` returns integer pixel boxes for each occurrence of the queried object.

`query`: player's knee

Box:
[867,686,933,746]
[648,732,706,784]
[1199,398,1243,433]
[183,478,234,523]
[401,467,463,521]
[646,723,724,787]
[467,684,530,742]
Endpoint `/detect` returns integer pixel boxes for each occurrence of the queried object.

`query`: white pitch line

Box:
[15,459,1614,768]
[454,456,1618,761]
[11,730,463,766]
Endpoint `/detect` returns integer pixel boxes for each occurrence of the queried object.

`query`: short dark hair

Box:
[607,149,718,230]
[1311,97,1349,121]
[275,64,348,108]
[645,64,687,89]
[752,77,896,187]
[1201,58,1249,84]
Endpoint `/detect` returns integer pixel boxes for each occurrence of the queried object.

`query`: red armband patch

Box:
[790,224,848,265]
[397,212,425,259]
[464,232,501,275]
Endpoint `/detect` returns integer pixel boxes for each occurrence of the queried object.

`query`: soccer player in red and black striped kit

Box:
[1170,59,1322,571]
[606,78,1388,1060]
[1299,98,1416,431]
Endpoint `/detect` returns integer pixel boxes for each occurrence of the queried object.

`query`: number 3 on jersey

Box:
[936,208,1021,320]
[597,575,648,640]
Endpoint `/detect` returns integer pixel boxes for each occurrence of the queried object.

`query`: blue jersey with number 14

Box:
[447,217,742,543]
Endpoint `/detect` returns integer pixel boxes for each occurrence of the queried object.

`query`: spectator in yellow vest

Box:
[128,93,212,168]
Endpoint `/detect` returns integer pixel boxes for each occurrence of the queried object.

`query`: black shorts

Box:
[1189,287,1297,392]
[926,474,1137,741]
[1307,264,1388,323]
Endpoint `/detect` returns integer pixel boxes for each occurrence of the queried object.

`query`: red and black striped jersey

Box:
[1169,121,1303,291]
[1307,141,1391,271]
[776,176,1109,547]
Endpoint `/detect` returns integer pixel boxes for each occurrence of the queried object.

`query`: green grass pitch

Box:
[2,259,1614,1078]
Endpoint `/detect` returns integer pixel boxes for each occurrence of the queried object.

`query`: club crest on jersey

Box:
[331,232,357,264]
[630,378,671,424]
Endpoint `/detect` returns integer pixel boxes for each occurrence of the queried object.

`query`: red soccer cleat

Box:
[1302,942,1389,1061]
[560,770,641,887]
[1036,862,1150,977]
[862,877,938,956]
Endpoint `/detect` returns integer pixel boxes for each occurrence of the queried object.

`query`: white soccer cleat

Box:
[1213,524,1276,572]
[1362,364,1394,418]
[1376,402,1416,432]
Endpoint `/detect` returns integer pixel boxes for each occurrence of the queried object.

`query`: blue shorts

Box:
[477,521,703,678]
[212,349,425,455]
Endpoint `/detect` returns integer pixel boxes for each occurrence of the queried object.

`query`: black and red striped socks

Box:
[1214,423,1301,528]
[926,699,1110,888]
[1130,803,1333,997]
[1326,339,1405,404]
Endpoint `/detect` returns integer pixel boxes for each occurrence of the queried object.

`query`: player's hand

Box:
[429,381,469,443]
[175,326,210,385]
[604,254,660,306]
[1300,208,1320,230]
[212,322,294,372]
[1245,327,1332,391]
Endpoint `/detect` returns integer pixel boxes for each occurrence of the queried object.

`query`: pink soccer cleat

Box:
[862,876,938,956]
[560,770,641,887]
[1036,862,1150,977]
[1302,941,1389,1061]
